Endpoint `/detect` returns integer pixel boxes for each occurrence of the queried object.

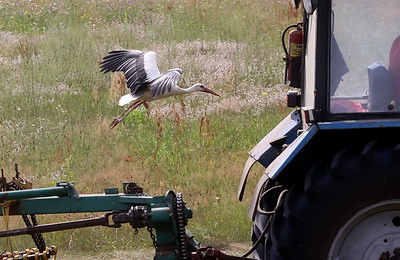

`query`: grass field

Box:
[0,0,299,256]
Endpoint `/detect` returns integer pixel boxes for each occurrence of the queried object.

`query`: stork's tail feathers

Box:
[119,94,135,106]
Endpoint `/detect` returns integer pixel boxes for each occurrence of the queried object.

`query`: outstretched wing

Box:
[100,50,161,94]
[149,68,182,97]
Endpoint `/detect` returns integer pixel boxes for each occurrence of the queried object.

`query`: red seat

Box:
[389,36,400,99]
[331,100,367,113]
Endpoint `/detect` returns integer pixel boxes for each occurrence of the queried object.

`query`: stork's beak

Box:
[203,87,220,97]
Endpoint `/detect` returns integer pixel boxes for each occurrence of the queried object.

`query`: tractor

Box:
[238,0,400,259]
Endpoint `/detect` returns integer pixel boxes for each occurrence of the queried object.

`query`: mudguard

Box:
[245,119,400,219]
[247,124,319,220]
[237,110,301,201]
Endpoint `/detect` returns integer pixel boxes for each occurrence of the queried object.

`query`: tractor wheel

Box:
[255,139,400,260]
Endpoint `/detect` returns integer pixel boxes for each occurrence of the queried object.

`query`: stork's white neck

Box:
[182,83,204,94]
[146,83,204,101]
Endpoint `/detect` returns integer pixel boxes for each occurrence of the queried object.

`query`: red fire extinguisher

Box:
[283,22,303,88]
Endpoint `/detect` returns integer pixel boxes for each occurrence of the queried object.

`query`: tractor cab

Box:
[288,0,400,122]
[240,1,400,259]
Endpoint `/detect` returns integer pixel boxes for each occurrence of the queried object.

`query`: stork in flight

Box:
[100,50,220,128]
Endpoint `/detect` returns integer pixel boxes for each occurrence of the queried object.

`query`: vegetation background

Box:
[0,0,298,257]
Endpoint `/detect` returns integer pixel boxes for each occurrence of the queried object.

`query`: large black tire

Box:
[253,139,400,260]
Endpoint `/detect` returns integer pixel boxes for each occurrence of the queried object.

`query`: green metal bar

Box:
[0,187,68,202]
[0,186,198,259]
[1,194,169,215]
[0,182,170,215]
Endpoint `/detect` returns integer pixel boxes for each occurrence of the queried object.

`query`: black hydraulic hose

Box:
[281,24,299,57]
[281,24,299,84]
[241,186,287,258]
[241,217,272,258]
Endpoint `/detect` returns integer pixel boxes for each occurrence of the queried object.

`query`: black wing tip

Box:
[109,49,128,53]
[99,49,147,89]
[100,49,143,64]
[99,50,129,73]
[101,51,126,61]
[99,68,111,73]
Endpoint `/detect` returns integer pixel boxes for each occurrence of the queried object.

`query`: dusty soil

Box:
[56,243,251,259]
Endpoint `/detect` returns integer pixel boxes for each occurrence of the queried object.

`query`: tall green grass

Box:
[0,0,298,255]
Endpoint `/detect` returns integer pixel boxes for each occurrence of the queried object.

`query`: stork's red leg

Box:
[110,101,145,128]
[116,100,140,119]
[143,102,150,116]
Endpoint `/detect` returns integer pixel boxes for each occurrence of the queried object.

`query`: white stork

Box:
[100,50,220,128]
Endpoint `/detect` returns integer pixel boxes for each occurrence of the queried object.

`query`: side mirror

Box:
[303,0,317,14]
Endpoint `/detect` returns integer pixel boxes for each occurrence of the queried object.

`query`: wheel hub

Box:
[329,200,400,260]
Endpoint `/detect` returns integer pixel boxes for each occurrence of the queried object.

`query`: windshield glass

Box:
[330,0,400,113]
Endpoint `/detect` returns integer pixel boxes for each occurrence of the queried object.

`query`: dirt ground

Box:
[56,243,251,259]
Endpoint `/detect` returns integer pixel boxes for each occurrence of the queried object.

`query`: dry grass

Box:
[0,0,297,254]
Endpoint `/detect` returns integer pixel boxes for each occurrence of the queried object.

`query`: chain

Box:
[176,193,188,260]
[21,215,46,252]
[147,226,158,250]
[9,182,46,252]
